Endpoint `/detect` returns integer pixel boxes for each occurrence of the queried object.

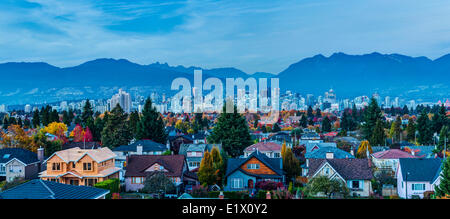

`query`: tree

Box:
[142,172,176,197]
[300,115,308,128]
[437,126,449,152]
[307,106,314,119]
[128,110,140,136]
[101,104,132,149]
[283,148,301,183]
[50,110,59,123]
[370,120,386,146]
[211,146,224,185]
[362,97,383,140]
[84,126,93,142]
[92,115,105,141]
[197,151,216,186]
[435,157,450,197]
[321,116,332,133]
[62,110,71,126]
[40,106,50,126]
[81,99,94,127]
[357,140,373,158]
[281,141,287,158]
[315,108,322,118]
[71,124,84,142]
[431,105,448,135]
[136,98,167,144]
[389,116,402,144]
[406,118,416,142]
[272,123,281,132]
[207,104,252,157]
[304,176,349,199]
[417,109,433,145]
[0,125,37,152]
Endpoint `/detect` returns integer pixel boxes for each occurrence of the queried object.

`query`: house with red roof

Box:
[243,142,282,158]
[370,149,416,176]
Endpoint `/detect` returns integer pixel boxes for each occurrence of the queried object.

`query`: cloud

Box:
[0,0,450,74]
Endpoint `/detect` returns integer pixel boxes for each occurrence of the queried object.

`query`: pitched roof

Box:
[400,146,436,158]
[225,151,283,177]
[125,155,186,177]
[178,144,222,155]
[0,148,39,165]
[0,179,109,199]
[62,141,101,150]
[244,142,282,153]
[372,149,416,159]
[113,139,167,152]
[398,158,443,182]
[305,147,355,159]
[46,147,116,163]
[308,159,373,180]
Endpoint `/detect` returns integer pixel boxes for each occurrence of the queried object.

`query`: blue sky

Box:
[1,0,450,74]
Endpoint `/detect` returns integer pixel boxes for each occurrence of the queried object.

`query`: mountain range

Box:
[0,52,448,105]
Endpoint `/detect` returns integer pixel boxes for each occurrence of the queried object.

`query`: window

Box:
[247,163,260,169]
[325,167,330,175]
[83,162,92,171]
[72,162,76,168]
[0,164,5,174]
[132,177,144,184]
[84,178,98,186]
[352,181,360,189]
[9,165,21,173]
[52,163,61,171]
[412,183,425,191]
[274,153,281,158]
[231,178,243,189]
[3,154,10,159]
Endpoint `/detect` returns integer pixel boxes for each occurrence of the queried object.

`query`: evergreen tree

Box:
[272,123,281,132]
[371,120,386,146]
[417,109,433,145]
[32,109,40,128]
[128,110,140,136]
[307,106,314,119]
[402,105,409,115]
[300,115,308,128]
[362,97,383,140]
[207,104,252,157]
[431,105,448,135]
[17,117,23,127]
[356,140,373,158]
[3,116,9,129]
[50,109,59,123]
[437,126,449,152]
[92,115,105,142]
[315,108,322,118]
[81,99,94,126]
[23,119,31,128]
[322,116,332,133]
[101,104,132,149]
[283,148,301,183]
[68,108,75,122]
[435,157,450,197]
[136,98,167,144]
[406,118,416,142]
[62,110,71,126]
[211,146,224,186]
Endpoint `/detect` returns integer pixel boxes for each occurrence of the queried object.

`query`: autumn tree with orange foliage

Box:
[0,124,38,152]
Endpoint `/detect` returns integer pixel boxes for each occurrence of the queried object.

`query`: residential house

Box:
[0,148,45,182]
[178,143,222,171]
[301,132,321,140]
[113,139,169,181]
[0,179,109,199]
[401,146,436,158]
[124,155,198,193]
[396,158,443,199]
[168,135,194,154]
[243,142,282,158]
[225,151,284,191]
[371,149,416,176]
[39,147,120,186]
[306,159,374,197]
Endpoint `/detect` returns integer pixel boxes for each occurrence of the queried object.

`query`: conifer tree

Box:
[272,123,281,132]
[322,116,332,133]
[208,104,252,157]
[357,140,373,158]
[406,118,416,142]
[371,120,386,146]
[417,109,433,145]
[362,97,382,140]
[128,110,140,136]
[435,157,450,197]
[389,116,402,144]
[136,98,167,144]
[437,126,449,152]
[300,115,308,128]
[32,109,40,128]
[283,148,301,183]
[81,99,94,126]
[211,146,224,185]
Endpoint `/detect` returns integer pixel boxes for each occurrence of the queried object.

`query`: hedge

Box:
[94,178,120,199]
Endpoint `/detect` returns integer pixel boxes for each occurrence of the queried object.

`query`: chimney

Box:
[266,191,271,199]
[326,152,334,159]
[37,147,44,163]
[219,191,224,199]
[136,144,143,155]
[411,150,415,156]
[350,149,354,156]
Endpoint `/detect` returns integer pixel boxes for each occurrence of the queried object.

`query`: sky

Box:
[1,0,450,74]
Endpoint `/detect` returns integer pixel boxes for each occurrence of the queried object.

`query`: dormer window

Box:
[3,154,10,159]
[159,166,164,170]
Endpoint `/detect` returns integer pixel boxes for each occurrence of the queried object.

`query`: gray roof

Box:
[113,139,167,152]
[399,158,443,182]
[303,142,337,153]
[0,179,109,199]
[179,144,222,156]
[0,148,39,165]
[308,159,373,180]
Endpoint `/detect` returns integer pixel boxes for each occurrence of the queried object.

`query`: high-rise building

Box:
[109,89,132,113]
[0,104,8,113]
[24,104,32,113]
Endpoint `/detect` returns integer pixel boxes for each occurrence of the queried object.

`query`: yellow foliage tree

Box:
[357,140,373,158]
[43,122,68,136]
[281,141,287,159]
[0,124,38,152]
